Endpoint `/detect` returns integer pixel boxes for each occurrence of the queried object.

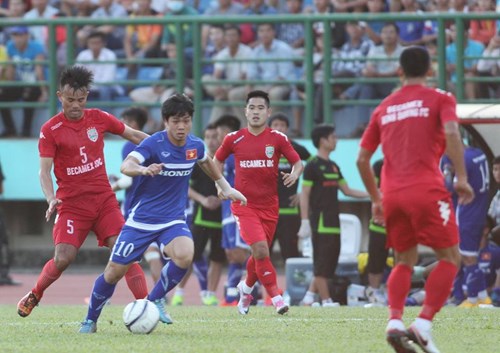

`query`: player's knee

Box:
[53,253,75,271]
[251,242,269,260]
[103,262,128,284]
[172,250,194,269]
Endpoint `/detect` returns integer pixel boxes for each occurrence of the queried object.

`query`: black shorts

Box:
[271,214,301,260]
[191,225,226,263]
[312,232,341,278]
[367,229,389,275]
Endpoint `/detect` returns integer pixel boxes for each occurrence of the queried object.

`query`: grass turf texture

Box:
[0,305,498,353]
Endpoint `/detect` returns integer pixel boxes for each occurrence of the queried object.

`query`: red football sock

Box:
[245,256,258,288]
[419,260,458,321]
[125,263,148,299]
[254,257,280,298]
[33,258,62,299]
[387,264,412,320]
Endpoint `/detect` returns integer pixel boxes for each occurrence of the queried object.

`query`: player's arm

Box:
[357,147,384,225]
[188,187,221,211]
[282,160,303,188]
[297,183,312,238]
[39,157,61,222]
[212,156,224,173]
[444,121,474,205]
[339,182,370,198]
[110,174,133,192]
[198,157,247,205]
[120,155,163,177]
[121,125,149,145]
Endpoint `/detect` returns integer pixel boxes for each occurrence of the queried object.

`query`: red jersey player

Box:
[357,47,474,353]
[17,66,150,318]
[214,90,303,315]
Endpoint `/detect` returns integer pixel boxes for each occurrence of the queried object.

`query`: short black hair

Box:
[382,22,399,34]
[161,93,194,121]
[246,90,270,107]
[224,24,241,35]
[214,114,241,132]
[268,112,289,128]
[87,31,106,42]
[493,155,500,165]
[121,106,148,130]
[399,46,430,78]
[59,65,93,91]
[204,122,217,132]
[311,124,335,149]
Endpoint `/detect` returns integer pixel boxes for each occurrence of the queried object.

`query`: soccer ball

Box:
[123,299,160,334]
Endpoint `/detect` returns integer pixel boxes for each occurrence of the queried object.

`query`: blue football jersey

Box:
[441,147,490,226]
[121,141,139,218]
[221,154,235,223]
[125,131,206,229]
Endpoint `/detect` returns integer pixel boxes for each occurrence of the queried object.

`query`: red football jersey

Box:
[360,84,458,193]
[39,109,125,199]
[215,127,300,211]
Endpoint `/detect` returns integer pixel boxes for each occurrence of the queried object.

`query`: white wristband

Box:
[215,178,232,193]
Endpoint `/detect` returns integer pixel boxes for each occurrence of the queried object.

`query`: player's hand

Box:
[202,195,221,210]
[281,171,299,188]
[454,180,474,205]
[142,163,163,176]
[220,188,247,206]
[289,193,300,207]
[45,198,62,222]
[371,200,385,226]
[297,219,312,238]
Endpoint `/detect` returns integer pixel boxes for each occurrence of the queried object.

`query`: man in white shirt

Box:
[23,0,59,44]
[76,31,123,102]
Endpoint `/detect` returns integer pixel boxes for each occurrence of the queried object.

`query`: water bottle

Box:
[301,237,313,258]
[347,284,367,306]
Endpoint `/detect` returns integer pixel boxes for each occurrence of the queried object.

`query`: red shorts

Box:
[384,187,458,253]
[53,192,124,248]
[231,203,278,246]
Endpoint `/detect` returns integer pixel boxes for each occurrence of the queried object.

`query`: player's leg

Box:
[366,224,389,305]
[201,229,225,306]
[190,224,210,304]
[222,221,249,305]
[144,243,164,283]
[80,225,151,333]
[18,209,89,317]
[97,196,148,299]
[147,224,193,323]
[276,215,301,261]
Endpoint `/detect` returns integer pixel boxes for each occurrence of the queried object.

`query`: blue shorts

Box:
[458,221,484,256]
[111,222,192,265]
[221,218,249,250]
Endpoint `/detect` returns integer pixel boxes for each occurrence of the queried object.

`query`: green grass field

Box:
[0,305,498,353]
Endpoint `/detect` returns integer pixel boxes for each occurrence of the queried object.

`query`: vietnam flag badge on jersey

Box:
[186,149,197,160]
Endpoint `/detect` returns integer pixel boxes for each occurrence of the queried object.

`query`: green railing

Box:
[0,13,498,136]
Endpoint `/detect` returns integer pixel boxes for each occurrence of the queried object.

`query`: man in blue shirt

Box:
[79,93,246,333]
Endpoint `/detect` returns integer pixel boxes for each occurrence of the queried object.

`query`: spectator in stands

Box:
[129,43,193,103]
[123,0,163,64]
[202,25,252,124]
[229,23,296,105]
[340,22,403,123]
[161,0,199,51]
[469,0,496,46]
[394,0,429,46]
[451,0,469,12]
[202,0,245,49]
[202,24,226,77]
[76,0,128,55]
[23,0,59,45]
[240,0,278,47]
[476,33,500,98]
[60,0,98,16]
[76,31,124,102]
[5,26,48,137]
[276,0,306,56]
[311,0,347,49]
[0,43,16,137]
[446,22,484,99]
[364,0,387,45]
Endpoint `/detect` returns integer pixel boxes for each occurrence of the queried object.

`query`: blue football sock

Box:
[148,261,188,301]
[225,262,244,303]
[86,274,116,322]
[193,256,208,292]
[452,267,466,302]
[464,263,486,299]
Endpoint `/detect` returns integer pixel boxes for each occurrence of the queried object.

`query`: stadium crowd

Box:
[1,0,500,137]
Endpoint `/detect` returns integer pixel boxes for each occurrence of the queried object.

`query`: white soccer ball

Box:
[123,299,160,334]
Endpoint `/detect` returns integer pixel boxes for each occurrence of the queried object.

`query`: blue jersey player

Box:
[441,146,491,307]
[79,94,247,333]
[214,115,251,305]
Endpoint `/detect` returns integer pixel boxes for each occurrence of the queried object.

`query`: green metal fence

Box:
[0,13,498,136]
